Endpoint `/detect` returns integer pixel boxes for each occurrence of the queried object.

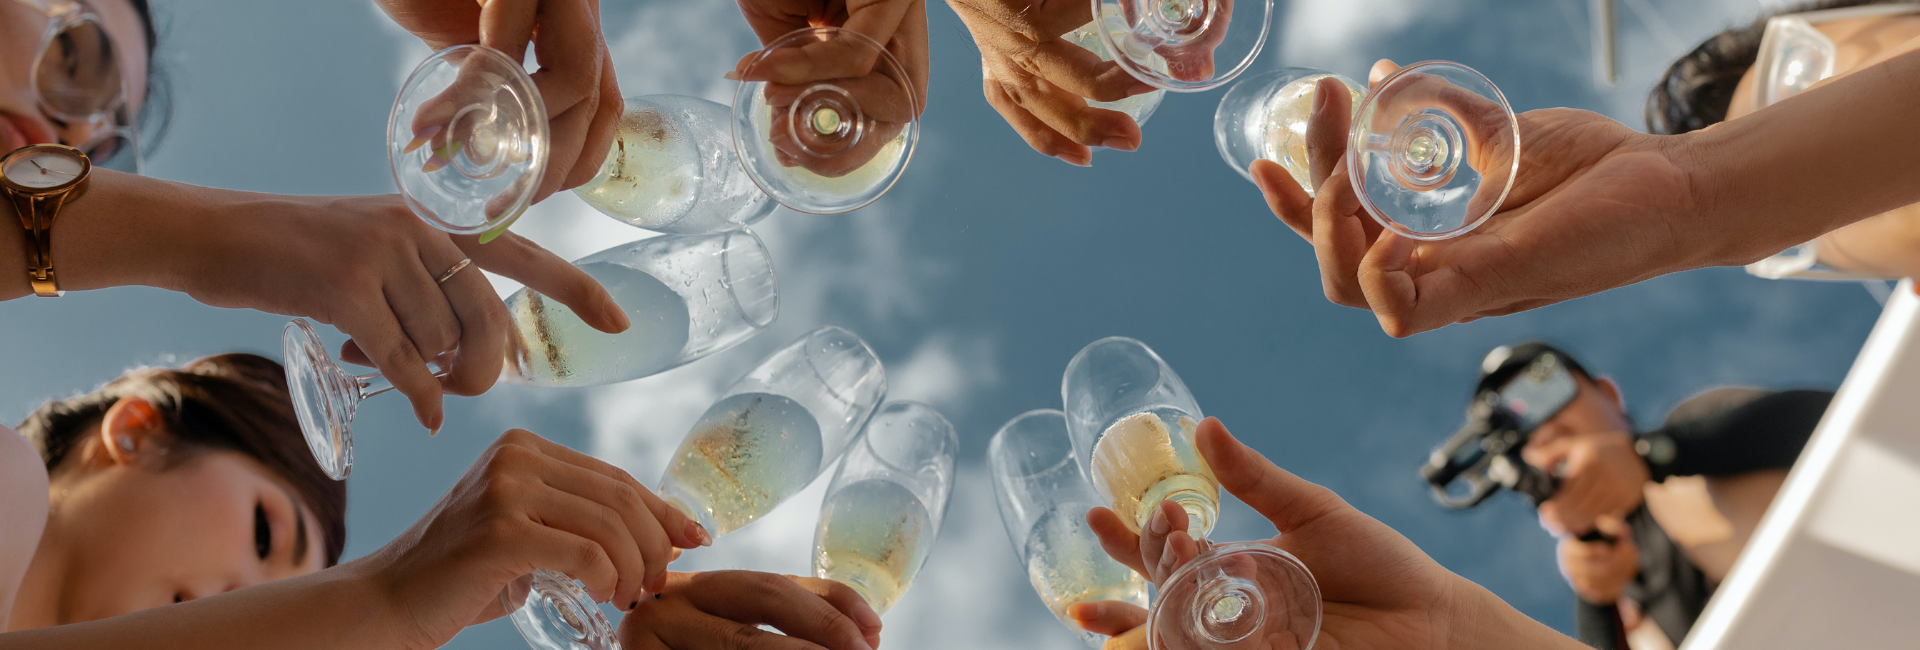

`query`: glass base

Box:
[1090,0,1274,92]
[1347,61,1518,240]
[504,570,621,650]
[282,319,357,481]
[390,44,550,235]
[1148,542,1321,650]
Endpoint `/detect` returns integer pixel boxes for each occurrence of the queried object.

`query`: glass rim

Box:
[988,409,1079,480]
[720,227,779,328]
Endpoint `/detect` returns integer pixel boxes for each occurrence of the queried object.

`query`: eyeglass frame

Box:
[10,0,142,173]
[1752,3,1920,112]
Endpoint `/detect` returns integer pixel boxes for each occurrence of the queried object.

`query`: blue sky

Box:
[0,0,1890,648]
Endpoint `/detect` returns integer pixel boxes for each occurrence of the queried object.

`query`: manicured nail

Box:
[629,600,639,610]
[723,70,741,81]
[1053,151,1091,167]
[686,520,713,547]
[403,126,440,153]
[851,602,883,630]
[426,411,443,437]
[1068,601,1104,620]
[646,572,668,595]
[423,141,464,172]
[1102,136,1137,152]
[1150,506,1171,535]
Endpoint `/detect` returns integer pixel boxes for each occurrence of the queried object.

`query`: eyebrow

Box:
[274,483,311,566]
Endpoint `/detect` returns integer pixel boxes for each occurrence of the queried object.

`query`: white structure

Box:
[1682,280,1920,649]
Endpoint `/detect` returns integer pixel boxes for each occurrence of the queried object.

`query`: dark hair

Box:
[16,354,347,567]
[1646,0,1909,135]
[123,0,171,154]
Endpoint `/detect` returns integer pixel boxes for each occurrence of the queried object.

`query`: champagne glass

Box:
[1062,337,1322,650]
[282,229,779,481]
[1088,0,1273,93]
[731,26,919,215]
[812,401,957,614]
[498,570,618,650]
[658,325,888,536]
[1213,61,1520,240]
[389,45,548,236]
[573,95,777,234]
[990,409,1149,647]
[1061,14,1167,126]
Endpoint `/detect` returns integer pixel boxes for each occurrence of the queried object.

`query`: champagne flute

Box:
[658,325,888,536]
[731,26,920,215]
[812,401,957,614]
[990,409,1149,647]
[388,45,548,236]
[1062,337,1322,650]
[572,94,777,234]
[282,229,779,481]
[1214,61,1520,240]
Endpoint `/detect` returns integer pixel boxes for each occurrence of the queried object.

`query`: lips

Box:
[0,110,58,153]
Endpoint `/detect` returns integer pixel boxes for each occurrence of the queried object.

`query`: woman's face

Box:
[0,0,148,152]
[47,446,325,623]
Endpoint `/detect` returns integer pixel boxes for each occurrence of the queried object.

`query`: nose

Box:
[51,114,107,151]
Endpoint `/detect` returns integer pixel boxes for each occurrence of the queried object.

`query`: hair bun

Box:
[183,353,290,395]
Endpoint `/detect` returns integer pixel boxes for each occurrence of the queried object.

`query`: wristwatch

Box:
[1,144,91,297]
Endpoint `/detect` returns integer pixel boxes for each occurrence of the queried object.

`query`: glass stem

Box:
[356,370,451,399]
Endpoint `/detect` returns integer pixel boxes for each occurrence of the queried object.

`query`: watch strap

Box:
[9,186,76,297]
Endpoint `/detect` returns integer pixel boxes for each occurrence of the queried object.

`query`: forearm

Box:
[1675,48,1920,267]
[0,559,406,650]
[0,171,250,301]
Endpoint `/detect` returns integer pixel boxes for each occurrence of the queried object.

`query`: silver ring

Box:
[437,258,473,284]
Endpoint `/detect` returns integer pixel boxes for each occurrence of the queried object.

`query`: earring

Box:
[117,436,135,453]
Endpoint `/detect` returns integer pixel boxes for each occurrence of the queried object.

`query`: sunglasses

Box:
[1752,3,1920,112]
[11,0,140,173]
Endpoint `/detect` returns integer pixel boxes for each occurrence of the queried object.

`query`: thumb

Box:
[1594,513,1632,539]
[1194,417,1350,533]
[1368,59,1402,87]
[1068,600,1148,637]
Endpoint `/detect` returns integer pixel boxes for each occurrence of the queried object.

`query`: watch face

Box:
[3,145,88,191]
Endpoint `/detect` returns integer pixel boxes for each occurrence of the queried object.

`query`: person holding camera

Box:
[1454,343,1831,650]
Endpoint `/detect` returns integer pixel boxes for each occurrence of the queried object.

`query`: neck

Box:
[9,488,71,631]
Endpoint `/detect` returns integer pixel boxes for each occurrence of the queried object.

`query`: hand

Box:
[1066,600,1149,650]
[375,0,622,200]
[356,430,709,650]
[1256,61,1708,337]
[1556,516,1638,605]
[1088,417,1585,650]
[619,571,882,650]
[1521,429,1647,538]
[731,0,928,178]
[175,192,627,431]
[948,0,1156,165]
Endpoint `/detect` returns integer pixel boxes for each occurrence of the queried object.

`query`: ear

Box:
[1592,376,1626,411]
[98,397,165,467]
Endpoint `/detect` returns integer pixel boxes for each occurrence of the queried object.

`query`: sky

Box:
[0,0,1893,648]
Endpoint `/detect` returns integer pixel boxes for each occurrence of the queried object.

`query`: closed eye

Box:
[254,501,271,561]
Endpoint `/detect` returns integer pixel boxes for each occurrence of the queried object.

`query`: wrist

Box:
[41,170,212,294]
[1448,575,1588,650]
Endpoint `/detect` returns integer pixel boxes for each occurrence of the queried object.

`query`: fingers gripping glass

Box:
[1061,337,1322,650]
[13,0,141,173]
[989,409,1149,647]
[390,45,549,237]
[731,27,919,215]
[812,401,958,615]
[281,229,780,481]
[1214,62,1520,239]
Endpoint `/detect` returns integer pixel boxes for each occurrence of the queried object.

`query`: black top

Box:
[1573,389,1833,649]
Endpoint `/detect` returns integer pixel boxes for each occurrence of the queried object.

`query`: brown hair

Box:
[15,353,347,567]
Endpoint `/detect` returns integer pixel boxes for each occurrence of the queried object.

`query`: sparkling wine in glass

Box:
[282,228,779,481]
[388,45,548,236]
[811,401,957,614]
[658,325,888,536]
[1214,61,1520,240]
[573,95,776,234]
[990,409,1149,646]
[1061,337,1323,650]
[731,26,920,215]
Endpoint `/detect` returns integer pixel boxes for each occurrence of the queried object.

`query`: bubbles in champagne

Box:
[1089,411,1219,535]
[1062,17,1167,125]
[574,96,771,233]
[1025,503,1149,630]
[814,479,934,614]
[502,261,692,387]
[662,392,825,535]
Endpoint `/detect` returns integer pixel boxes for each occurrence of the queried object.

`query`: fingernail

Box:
[852,603,883,630]
[423,141,464,172]
[403,126,440,153]
[426,411,444,437]
[1053,151,1091,167]
[855,639,875,650]
[629,600,639,610]
[1102,137,1137,152]
[723,70,742,81]
[1068,601,1104,620]
[647,572,668,595]
[603,302,631,333]
[686,520,713,547]
[1313,85,1330,116]
[1150,507,1171,535]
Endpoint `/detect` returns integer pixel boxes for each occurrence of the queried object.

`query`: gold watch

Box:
[1,144,91,297]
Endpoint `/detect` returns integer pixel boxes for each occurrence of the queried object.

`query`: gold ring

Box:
[437,258,473,284]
